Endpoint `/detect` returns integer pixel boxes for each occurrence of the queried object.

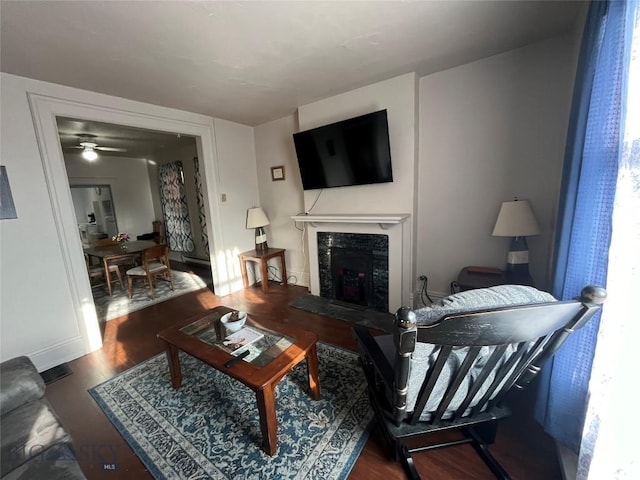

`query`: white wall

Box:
[254,37,578,305]
[1,75,86,367]
[254,114,306,285]
[417,35,577,296]
[70,187,93,225]
[147,162,163,223]
[297,73,418,219]
[213,118,260,291]
[0,72,253,369]
[65,153,156,239]
[293,73,418,303]
[0,32,579,368]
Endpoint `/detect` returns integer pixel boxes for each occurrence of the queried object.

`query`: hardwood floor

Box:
[45,281,562,479]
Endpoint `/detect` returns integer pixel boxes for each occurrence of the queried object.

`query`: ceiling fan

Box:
[66,135,127,160]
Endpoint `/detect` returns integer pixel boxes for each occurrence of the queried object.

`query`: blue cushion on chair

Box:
[406,285,557,420]
[414,285,556,325]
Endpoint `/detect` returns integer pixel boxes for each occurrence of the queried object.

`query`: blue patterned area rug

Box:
[88,343,373,479]
[93,270,208,322]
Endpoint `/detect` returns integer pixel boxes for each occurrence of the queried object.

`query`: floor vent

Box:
[40,363,73,385]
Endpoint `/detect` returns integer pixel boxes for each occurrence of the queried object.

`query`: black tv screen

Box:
[293,110,393,190]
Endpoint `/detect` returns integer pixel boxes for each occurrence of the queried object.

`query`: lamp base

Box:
[505,267,535,287]
[255,227,268,252]
[505,236,535,286]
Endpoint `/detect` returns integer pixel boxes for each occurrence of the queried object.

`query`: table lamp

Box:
[492,198,540,285]
[246,206,270,252]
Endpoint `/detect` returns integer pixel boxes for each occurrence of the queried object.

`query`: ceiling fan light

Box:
[82,149,98,161]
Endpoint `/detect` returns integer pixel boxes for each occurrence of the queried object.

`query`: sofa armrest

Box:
[0,356,45,416]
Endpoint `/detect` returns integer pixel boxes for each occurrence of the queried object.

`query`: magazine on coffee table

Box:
[222,326,265,355]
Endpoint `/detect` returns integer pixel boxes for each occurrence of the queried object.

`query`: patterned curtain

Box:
[193,156,210,255]
[158,161,195,253]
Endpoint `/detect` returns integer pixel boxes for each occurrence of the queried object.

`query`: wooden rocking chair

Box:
[353,285,606,479]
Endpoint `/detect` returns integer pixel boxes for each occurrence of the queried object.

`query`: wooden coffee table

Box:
[157,306,321,456]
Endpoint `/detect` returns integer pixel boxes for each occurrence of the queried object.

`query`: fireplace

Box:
[318,232,388,312]
[332,248,372,306]
[291,213,411,312]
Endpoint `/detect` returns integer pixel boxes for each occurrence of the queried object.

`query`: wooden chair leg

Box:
[167,269,174,291]
[106,272,113,297]
[127,275,134,298]
[113,267,123,290]
[146,273,155,299]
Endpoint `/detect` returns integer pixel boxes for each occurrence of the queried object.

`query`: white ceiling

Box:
[1,0,584,128]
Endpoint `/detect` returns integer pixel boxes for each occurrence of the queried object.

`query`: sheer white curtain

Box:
[578,5,640,478]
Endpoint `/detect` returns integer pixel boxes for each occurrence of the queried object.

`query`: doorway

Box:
[70,185,118,246]
[59,117,215,321]
[58,117,208,261]
[30,92,226,354]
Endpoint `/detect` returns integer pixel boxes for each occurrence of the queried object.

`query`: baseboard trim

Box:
[556,441,577,480]
[168,251,183,262]
[282,269,309,288]
[28,336,86,372]
[412,289,449,308]
[182,256,211,267]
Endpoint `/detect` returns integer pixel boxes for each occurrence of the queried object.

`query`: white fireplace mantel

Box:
[291,213,409,229]
[292,213,412,312]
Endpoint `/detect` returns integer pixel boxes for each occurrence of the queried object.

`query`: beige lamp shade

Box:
[246,207,270,229]
[492,199,540,237]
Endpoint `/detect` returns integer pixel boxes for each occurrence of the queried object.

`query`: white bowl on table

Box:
[220,311,247,333]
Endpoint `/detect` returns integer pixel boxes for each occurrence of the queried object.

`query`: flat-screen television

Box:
[293,109,393,190]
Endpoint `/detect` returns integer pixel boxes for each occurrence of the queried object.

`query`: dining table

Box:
[84,240,157,296]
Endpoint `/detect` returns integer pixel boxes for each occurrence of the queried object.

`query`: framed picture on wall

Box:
[0,166,17,219]
[271,166,285,181]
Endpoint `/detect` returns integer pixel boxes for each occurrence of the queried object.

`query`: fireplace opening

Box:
[331,248,373,307]
[317,232,388,312]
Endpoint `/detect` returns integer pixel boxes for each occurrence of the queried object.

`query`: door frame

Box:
[70,184,118,245]
[28,92,226,353]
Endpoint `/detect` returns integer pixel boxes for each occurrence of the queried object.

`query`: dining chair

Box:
[84,253,123,295]
[126,244,174,299]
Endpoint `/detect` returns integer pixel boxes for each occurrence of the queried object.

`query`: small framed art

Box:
[270,166,285,181]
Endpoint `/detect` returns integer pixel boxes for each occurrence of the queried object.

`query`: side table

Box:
[239,248,288,293]
[453,266,507,293]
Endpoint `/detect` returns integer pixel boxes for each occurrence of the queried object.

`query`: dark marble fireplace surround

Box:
[317,232,389,312]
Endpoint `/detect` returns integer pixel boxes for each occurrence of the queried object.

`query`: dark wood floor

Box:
[45,279,562,480]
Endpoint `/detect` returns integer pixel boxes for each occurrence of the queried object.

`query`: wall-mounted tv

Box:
[293,109,393,190]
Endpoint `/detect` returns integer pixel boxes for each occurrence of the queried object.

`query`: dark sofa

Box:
[0,356,86,479]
